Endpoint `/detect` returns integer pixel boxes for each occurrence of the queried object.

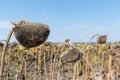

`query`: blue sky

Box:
[0,0,120,42]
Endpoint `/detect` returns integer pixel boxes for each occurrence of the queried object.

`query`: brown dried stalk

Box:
[73,62,78,80]
[34,60,37,80]
[108,55,112,80]
[24,59,27,80]
[0,30,13,80]
[85,34,105,79]
[38,50,42,80]
[50,49,54,80]
[85,34,98,80]
[6,49,10,80]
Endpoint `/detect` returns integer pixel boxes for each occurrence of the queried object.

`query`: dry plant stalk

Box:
[85,52,89,80]
[73,62,78,80]
[56,59,61,80]
[6,51,10,80]
[53,44,64,79]
[34,60,37,80]
[0,30,13,80]
[85,34,97,80]
[81,59,85,80]
[24,58,27,80]
[31,48,38,80]
[50,47,54,80]
[44,51,48,80]
[84,34,106,80]
[107,55,112,80]
[38,50,42,80]
[101,50,105,71]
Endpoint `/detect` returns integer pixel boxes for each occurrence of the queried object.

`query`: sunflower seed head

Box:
[13,20,50,48]
[97,34,107,44]
[60,48,83,63]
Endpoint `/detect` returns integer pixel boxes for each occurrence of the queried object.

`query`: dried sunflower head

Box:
[65,39,70,42]
[97,34,107,44]
[60,48,83,63]
[12,20,50,48]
